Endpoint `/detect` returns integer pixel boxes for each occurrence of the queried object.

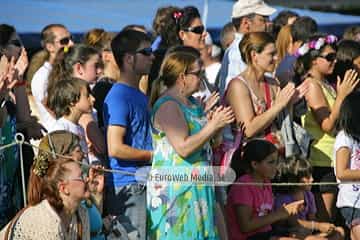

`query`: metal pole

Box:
[16,133,27,207]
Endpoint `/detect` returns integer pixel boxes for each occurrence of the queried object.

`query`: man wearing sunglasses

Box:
[103,29,154,240]
[216,0,276,97]
[31,24,74,130]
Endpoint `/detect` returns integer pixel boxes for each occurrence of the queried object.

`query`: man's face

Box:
[48,27,73,54]
[249,14,269,32]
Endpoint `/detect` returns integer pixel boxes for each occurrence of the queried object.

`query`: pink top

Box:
[226,174,274,240]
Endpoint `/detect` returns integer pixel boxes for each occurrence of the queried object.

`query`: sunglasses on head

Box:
[183,25,205,35]
[319,52,336,62]
[59,35,73,45]
[135,47,153,56]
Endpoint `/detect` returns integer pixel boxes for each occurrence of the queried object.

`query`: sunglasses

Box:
[8,39,22,47]
[183,25,205,35]
[135,47,153,56]
[319,52,337,62]
[59,35,73,45]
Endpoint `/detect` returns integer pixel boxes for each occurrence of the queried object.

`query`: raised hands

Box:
[208,105,235,130]
[274,82,297,110]
[337,69,359,100]
[14,47,29,78]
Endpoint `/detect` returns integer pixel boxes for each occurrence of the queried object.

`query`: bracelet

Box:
[311,220,315,232]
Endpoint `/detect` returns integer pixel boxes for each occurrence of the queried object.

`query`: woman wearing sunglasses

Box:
[149,6,207,93]
[295,34,359,223]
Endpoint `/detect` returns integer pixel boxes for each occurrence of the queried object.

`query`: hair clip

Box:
[33,152,50,177]
[173,11,183,23]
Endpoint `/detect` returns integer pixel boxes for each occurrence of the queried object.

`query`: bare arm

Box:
[235,200,304,233]
[154,100,234,158]
[79,113,106,154]
[226,79,294,138]
[107,125,151,161]
[306,71,359,134]
[336,147,360,181]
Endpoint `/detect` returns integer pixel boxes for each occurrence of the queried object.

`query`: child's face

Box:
[254,152,278,180]
[300,175,313,191]
[78,54,103,84]
[74,86,94,114]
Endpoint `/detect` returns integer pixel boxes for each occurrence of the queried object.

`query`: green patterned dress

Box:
[147,96,218,240]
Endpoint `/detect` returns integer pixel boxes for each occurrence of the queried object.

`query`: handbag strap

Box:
[263,79,273,138]
[4,207,29,240]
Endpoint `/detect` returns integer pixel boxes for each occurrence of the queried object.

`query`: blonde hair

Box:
[150,46,200,106]
[83,28,114,51]
[276,25,292,63]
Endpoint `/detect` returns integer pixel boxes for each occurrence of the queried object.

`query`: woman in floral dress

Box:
[147,46,234,239]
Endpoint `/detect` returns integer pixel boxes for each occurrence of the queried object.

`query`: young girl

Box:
[226,139,304,240]
[334,91,360,240]
[274,158,344,239]
[48,44,106,165]
[296,34,359,221]
[47,77,94,163]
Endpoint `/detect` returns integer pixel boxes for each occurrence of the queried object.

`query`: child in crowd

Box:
[226,139,304,240]
[274,158,344,239]
[48,44,106,165]
[334,91,360,240]
[47,77,94,163]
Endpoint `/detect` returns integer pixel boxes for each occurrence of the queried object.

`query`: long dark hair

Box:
[231,139,278,179]
[338,91,360,143]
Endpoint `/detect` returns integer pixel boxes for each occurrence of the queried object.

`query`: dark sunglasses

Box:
[8,39,22,47]
[59,35,73,45]
[183,25,205,35]
[135,47,153,56]
[319,52,337,62]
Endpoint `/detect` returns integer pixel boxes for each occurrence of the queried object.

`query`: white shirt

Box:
[217,33,247,96]
[49,117,89,164]
[334,130,360,208]
[31,62,56,130]
[205,62,221,86]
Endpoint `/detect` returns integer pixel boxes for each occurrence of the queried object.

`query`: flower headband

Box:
[295,35,338,57]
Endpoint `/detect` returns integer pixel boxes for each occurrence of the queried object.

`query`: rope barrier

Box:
[2,133,360,189]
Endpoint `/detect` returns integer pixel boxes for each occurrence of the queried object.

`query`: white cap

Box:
[232,0,276,19]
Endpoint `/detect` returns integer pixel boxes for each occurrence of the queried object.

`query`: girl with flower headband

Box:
[295,33,359,223]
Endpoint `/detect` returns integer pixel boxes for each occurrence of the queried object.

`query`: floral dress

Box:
[147,96,218,240]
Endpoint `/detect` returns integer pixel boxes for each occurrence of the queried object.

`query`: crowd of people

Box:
[0,0,360,239]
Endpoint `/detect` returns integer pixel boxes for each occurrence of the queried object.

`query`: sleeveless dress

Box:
[147,96,218,240]
[236,76,284,149]
[302,80,336,167]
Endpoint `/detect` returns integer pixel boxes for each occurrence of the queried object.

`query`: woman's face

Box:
[314,45,337,75]
[77,54,103,84]
[254,43,277,73]
[180,17,207,50]
[183,60,204,95]
[62,162,89,201]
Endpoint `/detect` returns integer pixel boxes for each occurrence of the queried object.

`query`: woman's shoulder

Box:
[11,200,62,239]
